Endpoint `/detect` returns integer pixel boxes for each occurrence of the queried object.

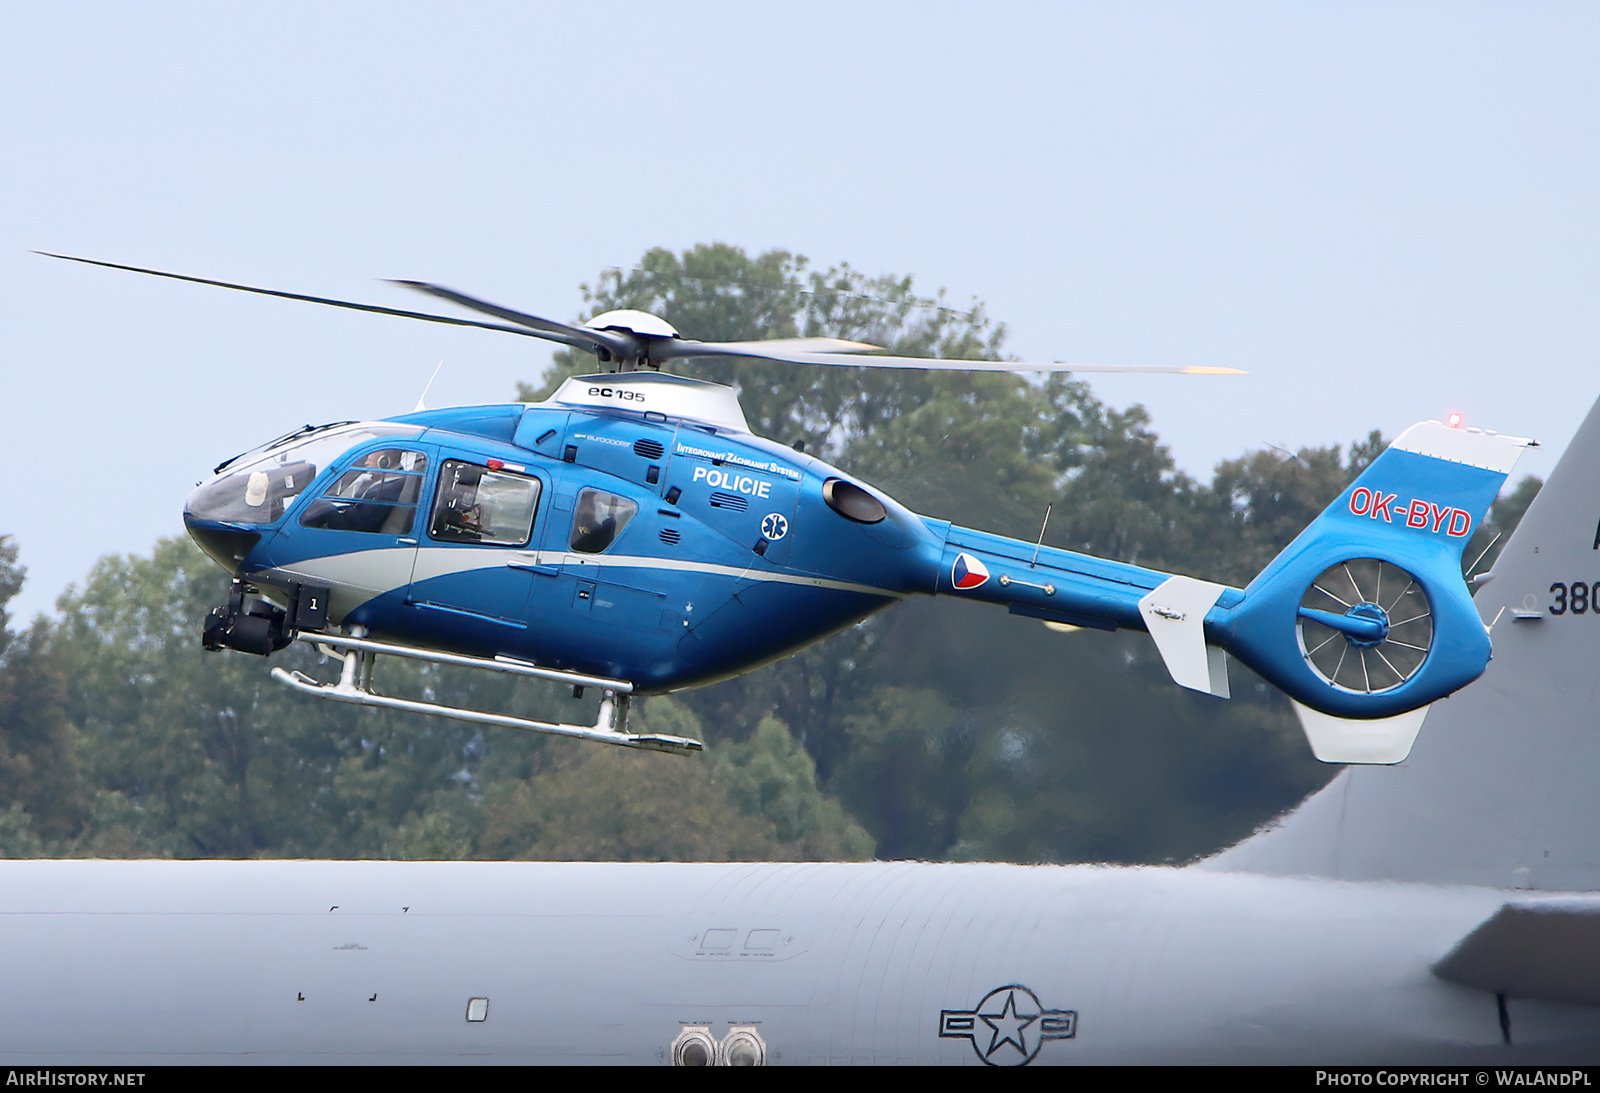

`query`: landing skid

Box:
[269,632,702,754]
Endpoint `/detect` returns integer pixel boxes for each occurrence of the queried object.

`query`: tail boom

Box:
[931,523,1237,634]
[928,420,1532,745]
[934,419,1529,761]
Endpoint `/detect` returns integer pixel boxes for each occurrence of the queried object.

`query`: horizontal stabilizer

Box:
[1434,899,1600,1007]
[1391,420,1535,474]
[1139,576,1230,698]
[1291,700,1430,764]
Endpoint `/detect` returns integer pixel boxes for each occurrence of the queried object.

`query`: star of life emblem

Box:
[761,512,789,541]
[939,984,1077,1066]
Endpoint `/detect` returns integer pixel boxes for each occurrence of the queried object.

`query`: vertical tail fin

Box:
[1208,396,1600,890]
[1206,422,1533,748]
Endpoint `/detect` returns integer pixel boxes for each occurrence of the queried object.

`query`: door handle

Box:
[507,551,559,577]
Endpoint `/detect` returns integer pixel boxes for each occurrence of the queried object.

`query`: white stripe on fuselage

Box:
[521,550,901,597]
[269,546,900,612]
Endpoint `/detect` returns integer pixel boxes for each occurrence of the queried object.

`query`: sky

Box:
[3,2,1597,622]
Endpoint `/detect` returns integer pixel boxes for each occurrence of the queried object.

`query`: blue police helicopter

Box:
[46,254,1534,761]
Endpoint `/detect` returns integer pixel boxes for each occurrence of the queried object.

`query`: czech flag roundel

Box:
[951,552,990,590]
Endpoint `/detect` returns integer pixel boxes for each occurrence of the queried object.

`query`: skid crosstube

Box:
[271,632,703,755]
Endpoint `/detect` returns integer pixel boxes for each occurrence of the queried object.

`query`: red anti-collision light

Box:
[486,458,505,470]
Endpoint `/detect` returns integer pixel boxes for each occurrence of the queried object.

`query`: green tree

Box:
[0,536,23,648]
[1204,433,1386,585]
[48,537,511,858]
[474,700,872,861]
[715,714,874,859]
[1492,476,1542,532]
[35,535,868,863]
[0,538,84,848]
[518,244,1008,463]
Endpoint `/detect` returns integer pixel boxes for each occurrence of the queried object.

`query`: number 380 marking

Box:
[1549,582,1600,615]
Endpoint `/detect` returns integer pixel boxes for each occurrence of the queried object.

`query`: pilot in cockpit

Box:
[350,450,396,500]
[440,478,483,536]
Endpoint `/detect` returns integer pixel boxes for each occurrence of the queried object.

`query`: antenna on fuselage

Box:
[413,360,444,413]
[1030,503,1053,569]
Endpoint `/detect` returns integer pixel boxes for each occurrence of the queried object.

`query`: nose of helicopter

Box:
[183,511,260,575]
[182,445,306,574]
[183,470,266,575]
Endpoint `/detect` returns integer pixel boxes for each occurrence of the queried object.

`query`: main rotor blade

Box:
[667,336,883,357]
[661,341,1244,374]
[36,252,566,343]
[650,336,883,362]
[387,280,635,358]
[40,252,1242,375]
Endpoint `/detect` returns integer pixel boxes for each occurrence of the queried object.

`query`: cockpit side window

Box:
[569,488,637,554]
[299,449,428,535]
[429,461,541,545]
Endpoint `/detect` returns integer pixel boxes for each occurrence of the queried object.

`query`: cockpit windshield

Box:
[210,421,358,476]
[185,422,423,525]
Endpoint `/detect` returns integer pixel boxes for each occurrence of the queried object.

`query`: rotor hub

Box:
[1343,602,1391,649]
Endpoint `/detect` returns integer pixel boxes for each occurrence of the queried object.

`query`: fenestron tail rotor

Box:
[39,252,1245,376]
[1296,559,1434,694]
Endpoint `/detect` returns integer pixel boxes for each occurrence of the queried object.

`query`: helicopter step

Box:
[269,632,702,754]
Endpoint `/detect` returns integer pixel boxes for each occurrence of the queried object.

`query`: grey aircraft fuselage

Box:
[0,858,1583,1066]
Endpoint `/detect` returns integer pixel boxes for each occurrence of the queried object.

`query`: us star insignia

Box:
[939,984,1077,1065]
